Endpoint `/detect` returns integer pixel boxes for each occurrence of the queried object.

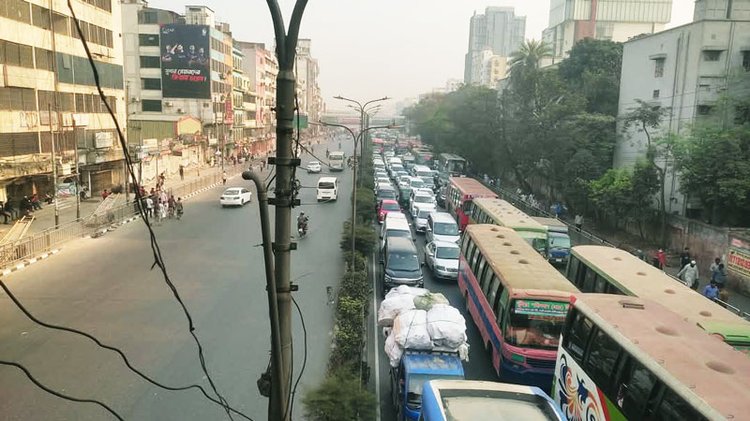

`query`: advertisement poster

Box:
[160,24,210,99]
[728,237,750,279]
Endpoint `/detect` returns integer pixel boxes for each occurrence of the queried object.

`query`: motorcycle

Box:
[297,217,309,238]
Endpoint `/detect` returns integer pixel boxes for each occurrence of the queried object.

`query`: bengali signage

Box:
[514,299,569,317]
[728,238,750,279]
[160,24,210,99]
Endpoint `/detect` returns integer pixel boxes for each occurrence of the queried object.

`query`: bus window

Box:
[487,275,501,310]
[466,243,478,268]
[582,266,597,292]
[594,275,607,293]
[480,267,494,297]
[585,328,621,391]
[605,283,627,295]
[616,359,658,419]
[656,388,707,421]
[461,236,471,256]
[565,311,593,362]
[471,247,482,273]
[495,289,508,328]
[567,256,580,283]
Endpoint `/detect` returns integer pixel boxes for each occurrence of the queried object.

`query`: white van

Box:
[380,217,413,250]
[328,151,345,171]
[316,177,338,202]
[426,212,461,244]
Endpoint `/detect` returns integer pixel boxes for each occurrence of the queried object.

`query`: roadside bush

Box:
[332,295,366,364]
[340,220,378,256]
[303,366,377,421]
[355,188,375,223]
[340,269,371,305]
[343,251,368,273]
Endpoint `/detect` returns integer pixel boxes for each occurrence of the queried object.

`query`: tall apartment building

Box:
[542,0,672,65]
[236,41,278,155]
[295,39,323,136]
[121,2,239,177]
[231,45,258,151]
[0,0,126,200]
[464,7,525,85]
[614,0,750,216]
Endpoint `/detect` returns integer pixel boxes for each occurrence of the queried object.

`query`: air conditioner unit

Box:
[177,108,185,114]
[164,101,173,107]
[131,97,140,103]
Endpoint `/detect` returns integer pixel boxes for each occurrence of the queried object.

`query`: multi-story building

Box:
[613,0,750,216]
[464,7,525,85]
[542,0,672,65]
[236,41,277,155]
[121,2,236,179]
[295,39,323,137]
[0,0,126,200]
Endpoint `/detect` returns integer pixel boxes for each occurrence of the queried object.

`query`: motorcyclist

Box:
[297,212,309,235]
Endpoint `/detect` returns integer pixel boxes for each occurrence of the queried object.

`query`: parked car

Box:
[424,240,460,280]
[220,187,252,207]
[377,199,402,224]
[306,160,322,173]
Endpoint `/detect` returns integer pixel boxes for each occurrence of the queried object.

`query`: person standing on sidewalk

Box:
[655,249,666,270]
[179,165,185,181]
[222,171,227,185]
[574,214,583,232]
[175,197,184,220]
[679,247,692,269]
[677,260,700,290]
[145,195,154,220]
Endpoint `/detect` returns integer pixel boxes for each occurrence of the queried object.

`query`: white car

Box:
[413,206,432,233]
[220,187,252,207]
[424,241,460,280]
[306,160,322,173]
[410,191,436,216]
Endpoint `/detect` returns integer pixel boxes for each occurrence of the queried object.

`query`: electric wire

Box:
[67,2,239,419]
[288,295,308,420]
[0,360,124,421]
[0,279,254,421]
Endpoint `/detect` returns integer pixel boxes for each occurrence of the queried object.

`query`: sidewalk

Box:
[0,161,258,238]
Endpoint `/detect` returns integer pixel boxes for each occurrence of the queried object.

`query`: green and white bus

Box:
[566,245,750,352]
[554,294,750,420]
[468,198,548,256]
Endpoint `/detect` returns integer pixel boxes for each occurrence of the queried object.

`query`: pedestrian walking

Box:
[677,260,700,290]
[679,247,692,269]
[574,214,583,232]
[175,197,184,220]
[179,165,185,181]
[703,281,719,301]
[656,249,666,270]
[709,257,721,276]
[222,171,227,185]
[712,263,727,290]
[145,196,154,219]
[160,199,167,221]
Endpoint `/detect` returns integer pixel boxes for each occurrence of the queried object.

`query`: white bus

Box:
[328,151,345,171]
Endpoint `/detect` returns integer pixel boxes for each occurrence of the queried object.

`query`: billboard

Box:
[160,24,210,99]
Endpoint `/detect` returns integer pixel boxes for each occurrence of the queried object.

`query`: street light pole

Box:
[265,2,308,420]
[333,96,390,176]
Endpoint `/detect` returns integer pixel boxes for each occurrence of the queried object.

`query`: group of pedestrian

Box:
[142,190,183,224]
[676,247,730,304]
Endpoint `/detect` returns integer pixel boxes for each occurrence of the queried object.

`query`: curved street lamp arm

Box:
[285,0,309,67]
[315,121,356,143]
[334,95,363,110]
[265,1,287,65]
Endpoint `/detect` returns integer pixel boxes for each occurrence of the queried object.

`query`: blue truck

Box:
[532,217,572,267]
[390,350,465,421]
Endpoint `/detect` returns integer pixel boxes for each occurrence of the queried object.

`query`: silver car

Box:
[413,206,432,233]
[424,240,460,280]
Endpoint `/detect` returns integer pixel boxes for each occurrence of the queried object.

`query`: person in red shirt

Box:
[101,189,109,200]
[656,249,666,270]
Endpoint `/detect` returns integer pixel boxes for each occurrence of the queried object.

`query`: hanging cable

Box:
[0,279,254,421]
[66,2,238,419]
[288,295,308,420]
[0,360,124,421]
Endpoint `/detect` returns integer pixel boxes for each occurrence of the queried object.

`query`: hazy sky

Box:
[150,0,695,111]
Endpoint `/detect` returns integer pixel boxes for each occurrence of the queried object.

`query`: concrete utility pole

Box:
[264,2,307,420]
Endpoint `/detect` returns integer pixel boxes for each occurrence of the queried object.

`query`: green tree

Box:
[558,39,623,116]
[508,39,553,73]
[303,368,377,421]
[341,220,378,255]
[622,100,673,242]
[674,125,750,225]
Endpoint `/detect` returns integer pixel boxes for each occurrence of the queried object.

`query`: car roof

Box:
[386,236,417,251]
[381,199,398,204]
[308,160,320,164]
[377,184,395,191]
[318,176,337,183]
[432,240,459,249]
[385,218,411,230]
[414,190,433,197]
[385,212,407,221]
[430,212,456,223]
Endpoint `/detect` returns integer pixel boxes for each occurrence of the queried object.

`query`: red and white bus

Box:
[459,225,579,392]
[444,177,497,231]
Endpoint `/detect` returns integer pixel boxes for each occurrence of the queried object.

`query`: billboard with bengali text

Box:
[728,237,750,279]
[160,24,210,99]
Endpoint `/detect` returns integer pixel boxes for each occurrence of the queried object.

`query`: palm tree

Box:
[508,40,553,75]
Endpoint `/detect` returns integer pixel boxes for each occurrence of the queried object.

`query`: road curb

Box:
[1,249,60,276]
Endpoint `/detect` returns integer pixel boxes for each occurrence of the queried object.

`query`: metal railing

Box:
[0,166,245,270]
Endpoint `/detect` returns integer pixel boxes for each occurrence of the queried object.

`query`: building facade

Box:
[236,41,278,155]
[464,7,525,85]
[0,0,126,200]
[614,0,750,215]
[295,39,323,137]
[542,0,672,65]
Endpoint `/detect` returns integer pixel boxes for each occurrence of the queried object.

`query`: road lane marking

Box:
[371,250,381,421]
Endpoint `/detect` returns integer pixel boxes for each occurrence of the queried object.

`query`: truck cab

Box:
[532,217,572,267]
[390,350,464,420]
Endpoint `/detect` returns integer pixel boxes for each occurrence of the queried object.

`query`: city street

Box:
[0,139,351,420]
[367,209,496,420]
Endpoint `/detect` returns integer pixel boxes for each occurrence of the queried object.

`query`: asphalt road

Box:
[366,198,496,420]
[0,137,352,421]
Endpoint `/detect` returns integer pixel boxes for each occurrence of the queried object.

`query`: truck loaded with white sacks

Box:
[377,285,470,420]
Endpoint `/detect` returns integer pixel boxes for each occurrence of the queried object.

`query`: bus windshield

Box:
[505,299,569,350]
